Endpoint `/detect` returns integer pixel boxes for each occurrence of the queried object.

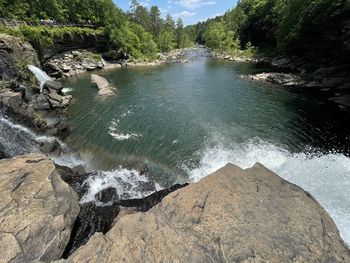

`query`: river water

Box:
[63,49,350,243]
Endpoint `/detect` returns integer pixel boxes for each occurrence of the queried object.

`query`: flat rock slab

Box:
[0,154,79,263]
[58,163,350,263]
[91,74,114,96]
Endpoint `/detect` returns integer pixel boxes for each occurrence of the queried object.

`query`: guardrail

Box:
[0,18,97,29]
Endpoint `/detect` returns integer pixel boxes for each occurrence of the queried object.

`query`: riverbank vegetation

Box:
[0,0,193,60]
[188,0,349,63]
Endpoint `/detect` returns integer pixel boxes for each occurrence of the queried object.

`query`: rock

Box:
[59,163,350,262]
[95,187,119,204]
[0,34,40,81]
[0,82,34,119]
[248,72,320,88]
[34,93,50,110]
[81,59,98,70]
[0,154,80,262]
[62,183,187,258]
[271,57,296,71]
[44,80,63,92]
[91,74,114,96]
[45,50,107,78]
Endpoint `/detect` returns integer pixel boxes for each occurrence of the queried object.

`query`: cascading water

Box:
[0,115,67,158]
[27,65,53,92]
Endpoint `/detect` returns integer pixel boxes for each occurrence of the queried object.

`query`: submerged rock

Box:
[0,154,80,262]
[58,163,350,263]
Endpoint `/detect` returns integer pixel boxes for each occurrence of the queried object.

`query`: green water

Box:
[63,49,349,184]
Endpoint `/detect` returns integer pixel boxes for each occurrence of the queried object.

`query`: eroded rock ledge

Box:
[57,163,350,263]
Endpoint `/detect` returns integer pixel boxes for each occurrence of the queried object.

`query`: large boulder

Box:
[0,154,80,262]
[0,34,40,81]
[91,74,114,96]
[58,163,350,262]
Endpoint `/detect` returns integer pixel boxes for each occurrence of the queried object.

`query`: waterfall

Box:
[27,65,53,92]
[0,116,67,158]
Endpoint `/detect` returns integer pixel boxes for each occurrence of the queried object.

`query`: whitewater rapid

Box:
[186,138,350,245]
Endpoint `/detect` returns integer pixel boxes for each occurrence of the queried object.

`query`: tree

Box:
[149,6,161,37]
[157,30,175,52]
[176,18,185,48]
[164,14,175,31]
[134,5,151,31]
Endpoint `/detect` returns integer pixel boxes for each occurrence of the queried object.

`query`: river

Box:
[62,48,350,243]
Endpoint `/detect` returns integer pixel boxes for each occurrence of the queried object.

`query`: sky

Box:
[114,0,238,25]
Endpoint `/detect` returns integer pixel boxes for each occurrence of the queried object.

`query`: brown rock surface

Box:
[58,163,350,263]
[0,154,80,262]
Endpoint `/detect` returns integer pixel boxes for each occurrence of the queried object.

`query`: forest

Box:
[0,0,192,60]
[1,0,349,64]
[188,0,350,65]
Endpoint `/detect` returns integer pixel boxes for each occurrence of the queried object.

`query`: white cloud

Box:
[178,0,216,9]
[173,10,197,18]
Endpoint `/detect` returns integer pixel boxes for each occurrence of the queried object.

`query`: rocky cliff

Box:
[0,34,73,158]
[56,163,350,263]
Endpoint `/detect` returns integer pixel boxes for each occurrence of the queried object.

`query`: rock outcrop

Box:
[0,33,40,81]
[0,34,72,140]
[45,50,107,78]
[0,154,80,262]
[247,72,320,88]
[91,74,114,96]
[57,163,350,263]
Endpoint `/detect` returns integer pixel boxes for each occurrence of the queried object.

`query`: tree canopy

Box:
[1,0,194,60]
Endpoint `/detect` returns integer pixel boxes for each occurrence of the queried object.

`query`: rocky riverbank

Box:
[0,154,349,262]
[212,49,350,110]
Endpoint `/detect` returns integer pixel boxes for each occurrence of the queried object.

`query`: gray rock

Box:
[34,93,50,110]
[248,72,320,88]
[44,80,63,92]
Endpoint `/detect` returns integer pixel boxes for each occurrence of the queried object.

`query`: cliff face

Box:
[57,163,350,263]
[36,33,109,61]
[0,33,40,82]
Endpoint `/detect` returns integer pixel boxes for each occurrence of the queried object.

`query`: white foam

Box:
[80,167,162,206]
[108,111,141,141]
[186,138,350,245]
[62,87,73,93]
[109,131,141,141]
[0,116,67,149]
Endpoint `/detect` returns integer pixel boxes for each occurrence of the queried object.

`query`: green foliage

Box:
[1,0,194,61]
[203,22,238,52]
[0,25,104,52]
[190,0,349,60]
[157,30,175,52]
